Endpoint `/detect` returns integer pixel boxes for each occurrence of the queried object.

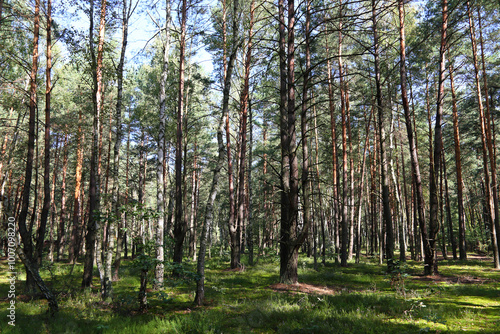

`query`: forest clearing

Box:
[1,0,500,332]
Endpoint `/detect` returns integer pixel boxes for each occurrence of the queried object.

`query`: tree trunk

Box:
[194,114,225,305]
[18,0,40,295]
[70,108,84,264]
[17,246,58,314]
[57,134,69,261]
[173,0,188,266]
[427,0,448,275]
[448,58,467,260]
[237,0,254,268]
[442,146,457,259]
[372,0,393,271]
[300,0,312,272]
[398,0,430,272]
[37,0,52,267]
[49,136,60,263]
[478,5,500,265]
[224,0,241,270]
[247,97,254,265]
[467,1,500,268]
[325,14,340,265]
[83,0,107,289]
[112,0,135,274]
[279,0,301,284]
[339,0,349,268]
[155,0,170,288]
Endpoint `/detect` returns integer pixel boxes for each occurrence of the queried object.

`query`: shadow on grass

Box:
[0,293,423,334]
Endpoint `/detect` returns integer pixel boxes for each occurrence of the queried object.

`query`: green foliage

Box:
[1,255,499,333]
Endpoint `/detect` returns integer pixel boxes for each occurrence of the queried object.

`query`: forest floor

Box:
[0,252,499,333]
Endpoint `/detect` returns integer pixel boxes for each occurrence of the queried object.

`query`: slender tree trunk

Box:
[173,0,188,266]
[247,98,254,265]
[70,109,84,263]
[112,0,135,271]
[194,114,225,305]
[338,0,349,267]
[372,0,393,271]
[427,0,448,275]
[312,96,327,265]
[467,1,500,268]
[154,0,170,288]
[478,6,500,264]
[18,0,40,295]
[398,0,430,272]
[225,0,241,269]
[49,136,61,263]
[37,0,52,267]
[325,16,339,264]
[189,142,198,260]
[237,0,254,267]
[83,0,107,289]
[442,148,457,259]
[448,58,466,260]
[300,0,312,269]
[355,106,373,263]
[57,133,68,260]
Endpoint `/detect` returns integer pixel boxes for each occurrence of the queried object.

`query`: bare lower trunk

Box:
[372,0,393,271]
[194,115,225,306]
[18,0,40,295]
[83,0,107,289]
[155,0,170,288]
[398,0,429,273]
[37,0,52,266]
[448,59,466,260]
[173,0,188,266]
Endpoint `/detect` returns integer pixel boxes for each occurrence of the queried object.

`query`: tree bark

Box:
[448,57,467,260]
[372,0,393,271]
[37,0,52,267]
[398,0,430,272]
[478,5,500,265]
[325,14,340,264]
[279,0,301,284]
[57,133,69,261]
[18,0,40,295]
[194,114,225,305]
[173,0,188,266]
[154,0,170,288]
[83,0,107,289]
[300,0,312,271]
[427,0,448,275]
[224,0,241,270]
[467,0,500,268]
[237,0,254,268]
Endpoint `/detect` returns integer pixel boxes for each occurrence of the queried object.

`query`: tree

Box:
[466,0,500,269]
[448,56,467,260]
[83,0,108,290]
[427,0,449,276]
[37,0,53,267]
[371,0,393,271]
[237,0,254,268]
[17,0,41,295]
[398,0,431,275]
[173,0,188,266]
[155,0,171,289]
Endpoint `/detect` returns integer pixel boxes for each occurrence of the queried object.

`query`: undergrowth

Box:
[0,254,499,333]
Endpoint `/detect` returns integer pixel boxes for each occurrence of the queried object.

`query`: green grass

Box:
[0,254,499,333]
